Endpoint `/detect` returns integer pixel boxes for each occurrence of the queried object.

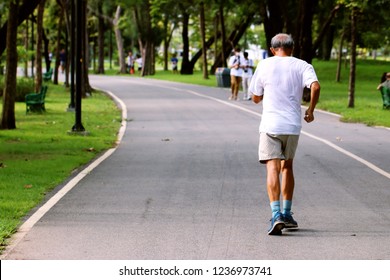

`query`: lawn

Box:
[312,59,390,127]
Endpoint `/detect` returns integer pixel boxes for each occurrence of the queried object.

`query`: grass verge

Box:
[0,83,121,251]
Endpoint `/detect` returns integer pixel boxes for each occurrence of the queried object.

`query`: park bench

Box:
[25,85,48,114]
[380,86,390,109]
[43,68,53,82]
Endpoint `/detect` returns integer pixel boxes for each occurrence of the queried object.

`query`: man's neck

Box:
[271,48,292,57]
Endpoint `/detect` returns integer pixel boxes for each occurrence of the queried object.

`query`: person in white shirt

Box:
[242,51,254,100]
[136,55,142,72]
[127,51,135,74]
[228,47,243,100]
[249,33,320,235]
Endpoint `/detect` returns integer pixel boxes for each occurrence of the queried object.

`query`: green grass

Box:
[0,83,121,251]
[312,59,390,127]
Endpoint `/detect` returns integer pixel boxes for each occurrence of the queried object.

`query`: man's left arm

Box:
[304,81,320,123]
[252,94,263,104]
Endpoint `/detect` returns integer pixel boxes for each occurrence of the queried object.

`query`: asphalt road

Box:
[2,75,390,260]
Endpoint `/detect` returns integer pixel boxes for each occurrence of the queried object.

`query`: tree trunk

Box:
[53,9,64,85]
[259,0,284,57]
[113,6,126,74]
[1,0,19,130]
[43,31,51,72]
[199,2,208,79]
[219,3,227,67]
[62,0,70,87]
[163,16,175,71]
[180,9,191,74]
[213,13,219,69]
[24,20,29,77]
[348,7,357,108]
[35,0,46,92]
[82,0,92,95]
[97,0,105,74]
[294,0,317,63]
[140,40,155,76]
[133,1,155,76]
[336,29,345,82]
[312,5,341,60]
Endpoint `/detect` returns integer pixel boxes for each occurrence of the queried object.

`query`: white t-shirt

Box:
[249,56,318,135]
[228,54,243,77]
[242,58,254,78]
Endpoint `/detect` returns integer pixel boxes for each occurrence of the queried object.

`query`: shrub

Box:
[0,76,35,102]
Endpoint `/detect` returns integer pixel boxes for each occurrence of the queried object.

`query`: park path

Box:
[2,75,390,259]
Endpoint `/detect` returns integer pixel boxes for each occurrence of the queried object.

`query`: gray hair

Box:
[271,33,294,49]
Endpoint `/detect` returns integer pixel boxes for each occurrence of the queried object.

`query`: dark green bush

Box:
[0,76,35,102]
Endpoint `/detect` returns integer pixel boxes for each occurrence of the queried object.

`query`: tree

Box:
[96,0,105,74]
[178,1,193,74]
[52,3,65,85]
[348,5,358,108]
[35,0,46,92]
[133,1,154,76]
[1,0,20,130]
[260,0,340,63]
[199,1,208,79]
[293,0,318,63]
[0,0,42,56]
[113,6,126,73]
[150,0,179,71]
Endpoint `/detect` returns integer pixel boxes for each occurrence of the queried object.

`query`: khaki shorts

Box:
[258,133,300,164]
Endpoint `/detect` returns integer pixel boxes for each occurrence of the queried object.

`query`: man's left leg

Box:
[281,159,298,228]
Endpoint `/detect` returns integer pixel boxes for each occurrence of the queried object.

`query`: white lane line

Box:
[1,89,127,259]
[170,86,390,180]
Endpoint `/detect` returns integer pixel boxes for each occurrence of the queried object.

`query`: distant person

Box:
[228,47,243,100]
[171,54,178,74]
[249,33,320,235]
[127,51,135,74]
[48,51,53,70]
[59,49,66,74]
[376,72,390,109]
[380,72,387,83]
[136,54,142,72]
[242,51,254,101]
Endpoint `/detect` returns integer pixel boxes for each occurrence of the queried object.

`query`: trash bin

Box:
[215,67,231,87]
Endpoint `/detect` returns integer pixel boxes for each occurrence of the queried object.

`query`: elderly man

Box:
[249,33,321,235]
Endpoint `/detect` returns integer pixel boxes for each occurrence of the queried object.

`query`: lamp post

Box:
[71,0,85,132]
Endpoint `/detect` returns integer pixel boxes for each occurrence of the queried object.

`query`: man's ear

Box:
[270,47,276,55]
